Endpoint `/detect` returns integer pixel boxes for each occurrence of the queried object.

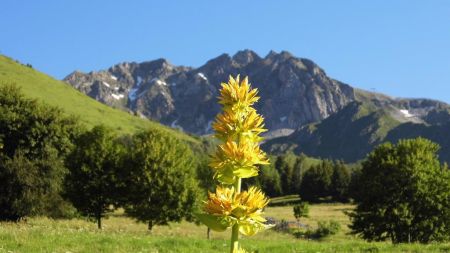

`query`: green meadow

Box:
[1,204,448,253]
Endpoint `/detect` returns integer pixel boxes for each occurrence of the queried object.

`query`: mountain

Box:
[64,50,355,135]
[0,55,199,144]
[263,98,450,163]
[63,50,450,162]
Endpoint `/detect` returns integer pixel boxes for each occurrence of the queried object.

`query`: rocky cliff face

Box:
[63,49,450,162]
[64,50,356,135]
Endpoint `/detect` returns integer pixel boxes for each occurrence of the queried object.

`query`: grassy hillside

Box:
[0,55,198,143]
[263,102,400,162]
[264,100,450,163]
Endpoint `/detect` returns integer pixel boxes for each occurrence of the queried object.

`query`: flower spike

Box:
[196,75,272,253]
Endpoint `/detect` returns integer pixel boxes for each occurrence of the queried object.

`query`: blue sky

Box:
[2,1,450,102]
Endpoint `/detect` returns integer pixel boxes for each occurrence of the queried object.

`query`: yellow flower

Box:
[210,140,269,184]
[204,186,234,216]
[218,75,260,112]
[233,247,252,253]
[232,187,269,222]
[204,186,269,222]
[197,75,273,242]
[213,109,267,142]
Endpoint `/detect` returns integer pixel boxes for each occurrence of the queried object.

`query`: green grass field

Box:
[1,204,448,253]
[0,55,198,144]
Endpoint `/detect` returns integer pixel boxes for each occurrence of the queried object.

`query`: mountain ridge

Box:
[64,49,358,135]
[62,50,450,162]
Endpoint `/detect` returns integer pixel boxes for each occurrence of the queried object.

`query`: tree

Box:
[275,153,297,195]
[349,138,450,243]
[196,153,215,192]
[195,152,215,239]
[299,160,333,202]
[292,155,307,194]
[293,202,309,222]
[64,125,124,229]
[258,162,282,197]
[0,84,79,220]
[124,130,200,231]
[331,160,351,202]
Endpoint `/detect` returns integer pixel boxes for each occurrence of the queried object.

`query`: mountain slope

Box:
[0,55,198,144]
[64,50,355,135]
[263,100,450,163]
[62,50,450,162]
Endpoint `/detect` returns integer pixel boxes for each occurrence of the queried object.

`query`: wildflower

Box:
[202,186,271,236]
[204,186,234,216]
[233,247,252,253]
[210,140,269,184]
[204,187,268,219]
[218,76,259,111]
[213,109,267,142]
[196,75,272,252]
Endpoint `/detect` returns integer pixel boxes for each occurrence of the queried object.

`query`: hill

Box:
[263,100,450,163]
[0,55,198,144]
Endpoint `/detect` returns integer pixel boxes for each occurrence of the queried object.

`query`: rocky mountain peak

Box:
[63,50,365,135]
[201,53,232,68]
[264,50,294,62]
[265,50,278,59]
[232,49,261,66]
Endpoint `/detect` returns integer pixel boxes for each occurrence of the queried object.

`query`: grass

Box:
[269,195,302,206]
[1,204,449,253]
[0,55,198,144]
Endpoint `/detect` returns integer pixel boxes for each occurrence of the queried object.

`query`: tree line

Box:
[243,152,356,203]
[1,84,449,243]
[0,84,201,229]
[0,84,354,229]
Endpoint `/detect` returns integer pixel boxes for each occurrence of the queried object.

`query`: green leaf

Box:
[195,213,232,232]
[233,167,258,179]
[238,220,273,236]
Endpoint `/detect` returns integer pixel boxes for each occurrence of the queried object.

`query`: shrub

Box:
[292,220,341,239]
[315,220,341,238]
[293,202,309,221]
[274,219,290,233]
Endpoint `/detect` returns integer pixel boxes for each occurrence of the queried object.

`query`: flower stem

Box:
[230,178,242,253]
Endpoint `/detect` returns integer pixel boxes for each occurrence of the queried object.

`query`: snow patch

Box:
[113,87,119,91]
[150,78,167,86]
[129,88,139,101]
[128,76,143,102]
[102,81,110,88]
[170,119,184,131]
[111,93,125,100]
[110,75,118,81]
[171,119,178,128]
[205,120,213,133]
[280,116,287,122]
[157,80,167,86]
[197,72,208,81]
[400,109,414,118]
